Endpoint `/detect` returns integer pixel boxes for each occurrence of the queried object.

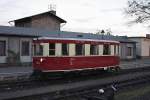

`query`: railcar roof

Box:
[36,37,120,43]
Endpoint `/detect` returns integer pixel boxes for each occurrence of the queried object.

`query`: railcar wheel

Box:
[114,66,120,72]
[30,70,43,79]
[107,67,120,73]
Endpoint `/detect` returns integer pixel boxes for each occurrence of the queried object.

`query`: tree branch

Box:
[125,0,150,25]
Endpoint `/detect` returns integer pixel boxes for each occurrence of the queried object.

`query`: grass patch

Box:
[115,84,150,100]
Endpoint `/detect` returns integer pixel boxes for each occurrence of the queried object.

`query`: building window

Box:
[62,43,69,55]
[103,44,110,55]
[75,44,84,55]
[0,41,6,56]
[21,41,30,56]
[127,47,132,56]
[90,45,98,55]
[49,43,55,55]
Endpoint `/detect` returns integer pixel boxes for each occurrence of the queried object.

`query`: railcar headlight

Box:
[40,58,44,62]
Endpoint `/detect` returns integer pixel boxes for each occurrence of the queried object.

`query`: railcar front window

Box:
[90,45,98,55]
[103,44,110,55]
[62,43,69,55]
[75,44,85,55]
[49,43,55,55]
[34,44,43,56]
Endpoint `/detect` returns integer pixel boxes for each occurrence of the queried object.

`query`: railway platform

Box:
[120,58,150,69]
[0,58,149,81]
[0,66,32,81]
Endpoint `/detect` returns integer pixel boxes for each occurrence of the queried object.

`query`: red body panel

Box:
[33,56,120,72]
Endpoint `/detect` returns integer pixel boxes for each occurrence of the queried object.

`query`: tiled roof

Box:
[0,26,56,37]
[12,11,66,23]
[0,26,90,37]
[0,25,135,43]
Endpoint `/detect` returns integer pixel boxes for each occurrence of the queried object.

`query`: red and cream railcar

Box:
[32,37,120,73]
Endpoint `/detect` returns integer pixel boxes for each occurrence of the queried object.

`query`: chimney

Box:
[146,34,150,38]
[48,4,56,15]
[49,10,56,15]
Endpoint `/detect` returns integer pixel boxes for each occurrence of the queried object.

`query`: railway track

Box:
[50,76,150,100]
[0,66,150,91]
[0,67,150,100]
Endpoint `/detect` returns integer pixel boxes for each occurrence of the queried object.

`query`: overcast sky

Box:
[0,0,149,36]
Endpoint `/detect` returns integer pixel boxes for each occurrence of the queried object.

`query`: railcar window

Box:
[114,45,116,55]
[34,44,43,56]
[90,45,98,55]
[118,45,120,55]
[49,43,55,55]
[62,44,69,55]
[75,44,85,55]
[103,44,110,55]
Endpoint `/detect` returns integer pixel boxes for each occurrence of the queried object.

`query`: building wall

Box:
[129,38,142,57]
[120,43,126,59]
[0,37,8,63]
[0,36,32,64]
[119,42,136,60]
[8,37,20,54]
[141,38,150,57]
[15,14,61,31]
[31,14,60,31]
[15,19,31,27]
[130,38,150,58]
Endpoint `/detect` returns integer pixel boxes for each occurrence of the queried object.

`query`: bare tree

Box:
[125,0,150,25]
